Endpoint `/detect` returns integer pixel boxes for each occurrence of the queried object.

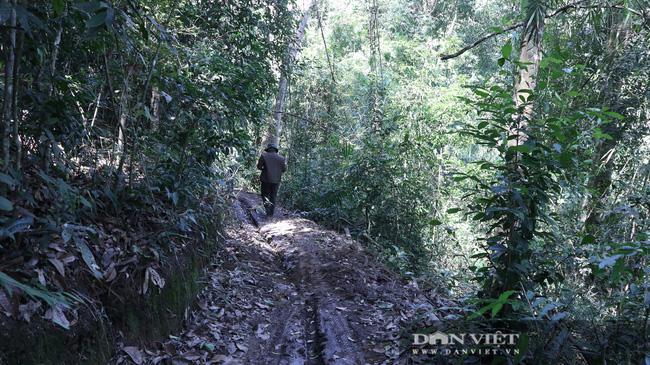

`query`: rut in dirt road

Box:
[239,192,366,365]
[114,193,450,365]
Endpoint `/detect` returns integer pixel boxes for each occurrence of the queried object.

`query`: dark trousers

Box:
[260,182,279,216]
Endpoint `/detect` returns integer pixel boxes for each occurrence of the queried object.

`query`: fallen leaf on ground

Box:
[44,304,70,329]
[48,257,65,277]
[123,346,144,364]
[236,342,248,352]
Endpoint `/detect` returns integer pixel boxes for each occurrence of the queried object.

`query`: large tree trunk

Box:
[511,9,545,147]
[267,0,317,146]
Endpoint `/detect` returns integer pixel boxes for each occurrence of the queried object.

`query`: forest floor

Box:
[112,191,451,365]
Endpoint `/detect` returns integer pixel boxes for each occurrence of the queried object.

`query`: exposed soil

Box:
[112,192,451,365]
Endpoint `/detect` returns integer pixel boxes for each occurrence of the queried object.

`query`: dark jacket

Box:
[257,151,287,183]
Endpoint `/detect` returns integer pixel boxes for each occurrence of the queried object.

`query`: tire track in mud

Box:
[233,195,310,365]
[238,192,365,365]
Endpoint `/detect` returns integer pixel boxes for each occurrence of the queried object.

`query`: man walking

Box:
[256,142,287,216]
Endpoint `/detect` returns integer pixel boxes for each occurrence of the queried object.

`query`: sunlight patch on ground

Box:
[263,219,313,236]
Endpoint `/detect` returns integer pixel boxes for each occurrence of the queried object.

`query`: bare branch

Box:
[439,0,592,61]
[440,22,523,61]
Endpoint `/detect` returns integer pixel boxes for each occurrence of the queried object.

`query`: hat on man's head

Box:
[265,142,279,152]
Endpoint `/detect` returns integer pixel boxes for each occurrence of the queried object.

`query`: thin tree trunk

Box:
[115,65,134,189]
[49,23,63,96]
[317,8,335,84]
[1,0,17,171]
[12,29,23,174]
[445,0,459,36]
[117,70,131,155]
[90,91,102,128]
[103,51,116,106]
[267,0,317,146]
[150,86,160,131]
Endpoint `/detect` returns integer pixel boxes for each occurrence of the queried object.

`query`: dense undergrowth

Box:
[278,0,649,363]
[0,0,294,363]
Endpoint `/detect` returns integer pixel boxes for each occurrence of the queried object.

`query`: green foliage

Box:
[0,0,647,363]
[279,1,648,363]
[0,0,297,339]
[459,73,576,296]
[0,272,71,308]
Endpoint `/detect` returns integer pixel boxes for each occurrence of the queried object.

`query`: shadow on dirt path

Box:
[113,192,450,365]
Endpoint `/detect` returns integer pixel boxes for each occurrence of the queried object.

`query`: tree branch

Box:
[440,22,523,61]
[440,0,591,61]
[317,8,336,84]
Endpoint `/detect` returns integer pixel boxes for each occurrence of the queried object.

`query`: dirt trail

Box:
[114,192,448,365]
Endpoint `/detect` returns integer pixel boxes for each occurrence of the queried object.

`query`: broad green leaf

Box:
[446,208,461,214]
[0,216,33,239]
[604,111,624,120]
[497,290,516,302]
[0,272,70,308]
[74,1,103,13]
[514,334,529,364]
[581,235,595,245]
[0,172,15,188]
[598,254,623,269]
[508,145,533,154]
[473,88,490,97]
[491,302,503,317]
[557,151,573,167]
[501,40,512,59]
[143,106,155,122]
[52,0,65,15]
[75,238,103,279]
[79,196,93,209]
[86,9,107,28]
[0,196,13,211]
[468,302,492,319]
[593,128,612,140]
[452,176,466,182]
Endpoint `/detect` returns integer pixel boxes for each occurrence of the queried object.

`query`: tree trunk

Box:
[1,0,17,171]
[49,23,63,96]
[150,86,160,131]
[267,0,317,146]
[511,10,545,147]
[489,4,547,297]
[317,8,335,84]
[115,65,134,189]
[12,29,23,174]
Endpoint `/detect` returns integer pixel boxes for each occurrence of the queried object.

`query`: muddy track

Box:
[238,192,364,365]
